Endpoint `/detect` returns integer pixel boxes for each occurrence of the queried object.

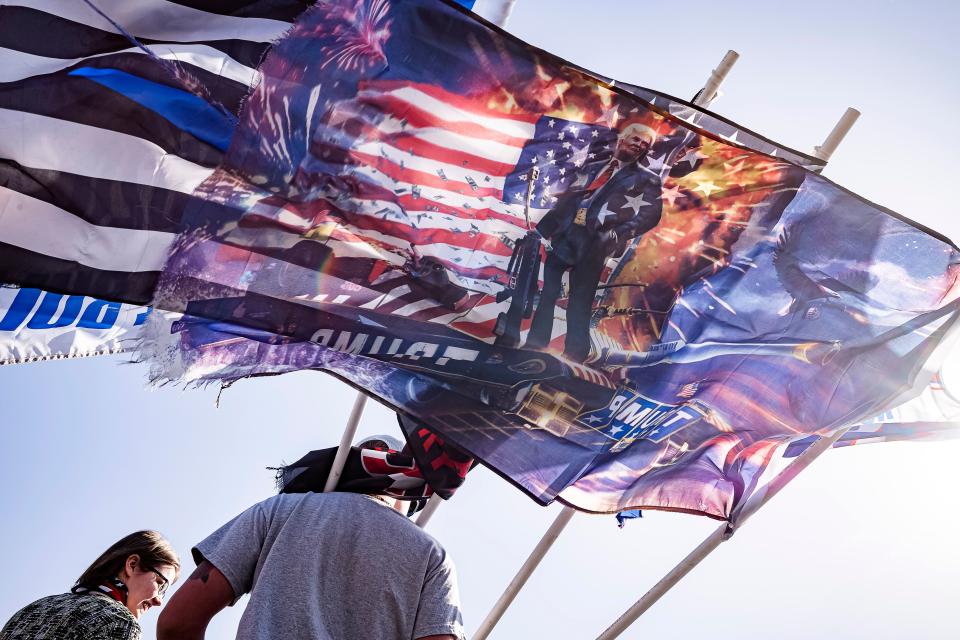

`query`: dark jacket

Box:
[536,161,663,266]
[1,593,140,640]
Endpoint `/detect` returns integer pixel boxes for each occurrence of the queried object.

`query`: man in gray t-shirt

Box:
[156,492,464,640]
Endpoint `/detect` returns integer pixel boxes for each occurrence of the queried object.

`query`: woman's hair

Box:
[75,530,180,589]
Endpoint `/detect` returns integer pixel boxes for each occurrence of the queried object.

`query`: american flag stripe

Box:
[291,167,529,257]
[244,195,514,263]
[365,80,540,129]
[0,43,261,86]
[225,74,559,334]
[346,202,514,239]
[356,88,536,145]
[0,108,216,195]
[351,145,508,195]
[0,186,176,273]
[4,0,293,43]
[351,115,528,164]
[0,0,310,304]
[352,165,528,220]
[349,128,519,176]
[325,217,510,271]
[0,165,190,234]
[325,210,514,258]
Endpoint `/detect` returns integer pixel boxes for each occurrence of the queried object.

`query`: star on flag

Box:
[661,185,684,207]
[621,193,652,214]
[694,181,722,197]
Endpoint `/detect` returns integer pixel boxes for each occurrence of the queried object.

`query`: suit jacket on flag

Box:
[537,162,664,266]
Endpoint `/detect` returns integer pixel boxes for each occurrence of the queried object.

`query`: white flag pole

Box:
[593,107,861,640]
[594,427,852,640]
[478,0,518,28]
[472,505,576,640]
[323,392,368,492]
[813,107,861,161]
[692,50,739,107]
[416,493,444,528]
[471,51,740,640]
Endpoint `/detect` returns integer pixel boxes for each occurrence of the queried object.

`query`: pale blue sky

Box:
[2,1,959,639]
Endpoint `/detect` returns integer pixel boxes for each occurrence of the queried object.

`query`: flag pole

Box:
[323,392,368,492]
[480,0,518,28]
[471,50,741,640]
[472,506,576,640]
[692,50,739,107]
[592,108,861,640]
[813,107,860,161]
[416,493,445,528]
[594,427,852,640]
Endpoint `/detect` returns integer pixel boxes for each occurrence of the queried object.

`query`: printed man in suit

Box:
[525,121,664,362]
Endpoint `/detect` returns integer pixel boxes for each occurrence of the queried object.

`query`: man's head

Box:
[614,123,657,163]
[358,434,426,516]
[357,434,405,452]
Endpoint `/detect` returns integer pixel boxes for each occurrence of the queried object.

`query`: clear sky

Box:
[2,1,959,639]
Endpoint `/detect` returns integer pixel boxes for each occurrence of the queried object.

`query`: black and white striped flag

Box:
[0,0,310,305]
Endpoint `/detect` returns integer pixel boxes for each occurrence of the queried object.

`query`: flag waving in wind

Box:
[0,0,319,303]
[133,0,958,519]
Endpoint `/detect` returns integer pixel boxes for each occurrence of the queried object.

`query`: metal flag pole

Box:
[593,108,861,640]
[471,51,741,640]
[323,392,368,492]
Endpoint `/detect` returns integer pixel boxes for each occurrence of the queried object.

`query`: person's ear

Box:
[123,554,141,578]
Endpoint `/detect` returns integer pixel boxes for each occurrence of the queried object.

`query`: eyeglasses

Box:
[147,567,170,597]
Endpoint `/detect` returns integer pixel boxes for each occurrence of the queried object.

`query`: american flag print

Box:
[150,0,960,519]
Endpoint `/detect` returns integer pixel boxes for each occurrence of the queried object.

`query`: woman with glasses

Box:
[0,530,179,639]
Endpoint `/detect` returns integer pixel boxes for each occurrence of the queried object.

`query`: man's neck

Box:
[369,493,406,514]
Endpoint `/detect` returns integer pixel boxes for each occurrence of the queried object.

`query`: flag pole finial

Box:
[813,107,861,161]
[692,50,740,107]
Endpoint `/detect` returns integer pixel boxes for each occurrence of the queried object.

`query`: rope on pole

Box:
[323,392,368,492]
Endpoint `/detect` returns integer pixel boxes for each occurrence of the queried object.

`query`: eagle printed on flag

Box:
[149,0,960,519]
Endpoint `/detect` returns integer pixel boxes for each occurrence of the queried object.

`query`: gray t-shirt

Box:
[193,492,464,640]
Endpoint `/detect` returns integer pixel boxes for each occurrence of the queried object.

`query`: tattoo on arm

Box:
[188,561,214,584]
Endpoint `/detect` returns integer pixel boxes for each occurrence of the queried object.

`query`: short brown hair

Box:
[75,530,180,589]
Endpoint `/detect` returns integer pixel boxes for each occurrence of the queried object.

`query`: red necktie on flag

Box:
[587,160,619,191]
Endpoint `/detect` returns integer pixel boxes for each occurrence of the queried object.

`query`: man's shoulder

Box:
[264,490,384,509]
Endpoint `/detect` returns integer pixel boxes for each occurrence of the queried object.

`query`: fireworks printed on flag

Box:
[318,0,393,73]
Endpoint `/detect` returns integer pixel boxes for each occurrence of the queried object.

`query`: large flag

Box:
[145,0,960,519]
[0,1,809,352]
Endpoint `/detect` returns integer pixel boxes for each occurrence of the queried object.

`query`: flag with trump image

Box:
[148,0,960,520]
